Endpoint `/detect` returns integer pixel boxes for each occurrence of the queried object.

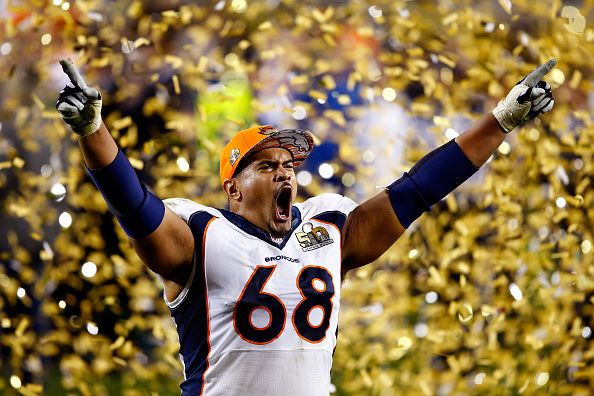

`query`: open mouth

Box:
[274,185,292,222]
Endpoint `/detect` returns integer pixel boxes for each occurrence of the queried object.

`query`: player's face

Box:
[234,147,297,238]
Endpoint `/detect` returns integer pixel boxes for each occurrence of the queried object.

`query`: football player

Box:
[57,58,555,395]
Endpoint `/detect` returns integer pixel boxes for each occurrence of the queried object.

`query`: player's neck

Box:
[231,207,290,240]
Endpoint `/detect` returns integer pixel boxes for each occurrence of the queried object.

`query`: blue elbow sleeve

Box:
[387,139,479,228]
[85,148,165,239]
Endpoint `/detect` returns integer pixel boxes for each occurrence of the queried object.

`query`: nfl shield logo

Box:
[229,148,241,166]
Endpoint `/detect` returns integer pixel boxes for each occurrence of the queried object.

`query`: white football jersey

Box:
[162,193,357,396]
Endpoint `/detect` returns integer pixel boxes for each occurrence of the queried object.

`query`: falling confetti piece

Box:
[561,6,586,35]
[457,303,474,324]
[1,2,593,395]
[172,74,181,95]
[165,55,183,69]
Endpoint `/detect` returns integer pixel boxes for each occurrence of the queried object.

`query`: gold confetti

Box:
[569,70,582,89]
[319,75,335,90]
[257,21,272,31]
[197,56,209,72]
[308,90,327,101]
[442,13,458,26]
[12,157,25,168]
[172,74,180,95]
[312,7,334,23]
[111,116,133,131]
[323,33,336,47]
[550,69,565,86]
[127,157,144,170]
[323,110,345,127]
[290,75,309,86]
[31,94,45,110]
[165,55,183,70]
[161,10,179,18]
[238,39,250,50]
[2,2,594,395]
[15,318,29,337]
[561,6,586,35]
[133,37,151,48]
[498,0,512,14]
[337,95,351,106]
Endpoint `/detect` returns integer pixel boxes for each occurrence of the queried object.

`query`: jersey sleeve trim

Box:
[166,210,217,312]
[311,211,348,231]
[163,197,221,221]
[295,193,358,222]
[164,251,197,309]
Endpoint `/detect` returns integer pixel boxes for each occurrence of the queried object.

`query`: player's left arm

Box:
[341,59,557,275]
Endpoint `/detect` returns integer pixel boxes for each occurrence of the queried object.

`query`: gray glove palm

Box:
[56,59,102,136]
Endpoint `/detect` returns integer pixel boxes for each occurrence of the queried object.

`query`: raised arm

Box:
[57,59,194,301]
[341,59,556,275]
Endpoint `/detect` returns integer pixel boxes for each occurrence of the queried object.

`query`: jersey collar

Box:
[218,206,302,250]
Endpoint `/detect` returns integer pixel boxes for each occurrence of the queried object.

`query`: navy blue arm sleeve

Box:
[85,147,165,239]
[386,139,479,228]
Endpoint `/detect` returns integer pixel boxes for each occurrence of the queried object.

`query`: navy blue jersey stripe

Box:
[171,210,216,396]
[311,210,348,231]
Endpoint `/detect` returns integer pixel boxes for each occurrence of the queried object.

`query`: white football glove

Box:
[56,59,102,136]
[492,58,556,133]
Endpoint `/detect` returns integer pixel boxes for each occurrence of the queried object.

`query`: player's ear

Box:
[223,178,241,202]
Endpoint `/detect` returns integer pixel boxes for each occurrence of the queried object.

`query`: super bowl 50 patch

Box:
[295,222,334,252]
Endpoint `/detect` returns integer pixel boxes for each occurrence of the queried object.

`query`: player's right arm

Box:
[341,59,557,274]
[56,59,194,299]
